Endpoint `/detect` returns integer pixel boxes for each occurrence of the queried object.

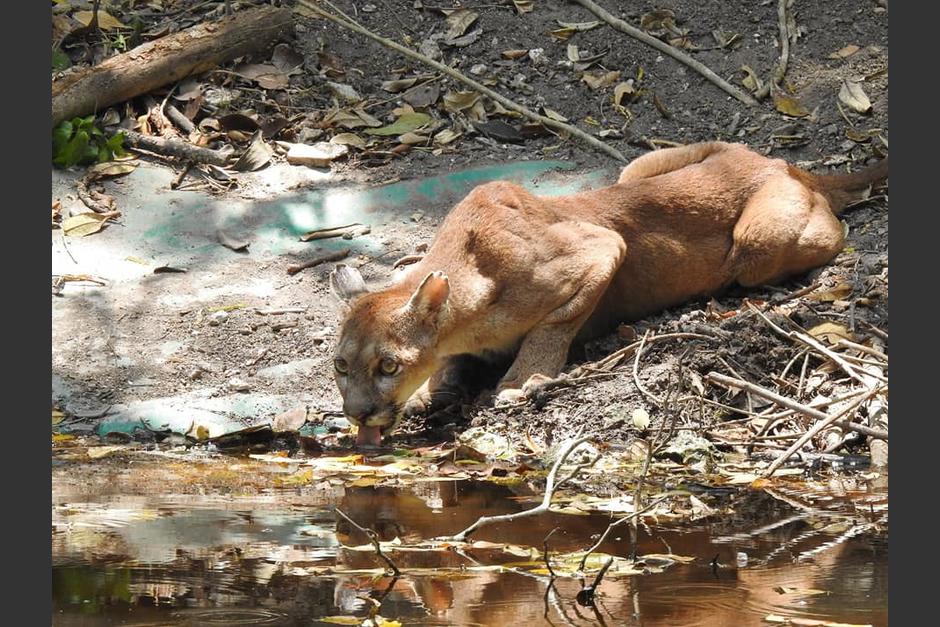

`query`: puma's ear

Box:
[406,271,449,318]
[330,264,368,304]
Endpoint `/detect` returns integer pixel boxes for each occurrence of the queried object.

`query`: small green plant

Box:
[52,116,128,168]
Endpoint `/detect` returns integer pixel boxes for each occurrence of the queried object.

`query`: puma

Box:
[329,141,888,446]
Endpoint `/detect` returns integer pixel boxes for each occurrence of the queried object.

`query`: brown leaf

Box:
[445,9,478,40]
[828,44,861,59]
[740,65,763,93]
[613,81,638,106]
[501,49,530,60]
[217,230,250,252]
[513,0,534,14]
[810,282,854,302]
[86,161,138,180]
[581,70,621,90]
[232,131,273,172]
[74,10,125,30]
[403,82,441,108]
[443,90,481,113]
[285,142,349,167]
[773,92,810,117]
[807,322,855,344]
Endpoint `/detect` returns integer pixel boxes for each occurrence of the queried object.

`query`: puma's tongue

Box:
[355,424,383,447]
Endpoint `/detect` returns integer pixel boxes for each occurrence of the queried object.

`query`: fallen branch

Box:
[704,372,888,440]
[755,0,793,100]
[123,130,231,167]
[759,385,886,477]
[52,6,294,127]
[286,247,351,275]
[570,0,759,106]
[296,0,627,163]
[446,432,595,542]
[334,507,401,576]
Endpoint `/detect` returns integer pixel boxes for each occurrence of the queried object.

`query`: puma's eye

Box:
[379,358,400,376]
[334,358,349,375]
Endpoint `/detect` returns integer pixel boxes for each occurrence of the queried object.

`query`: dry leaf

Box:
[581,70,621,90]
[86,161,138,180]
[839,80,872,114]
[364,112,432,136]
[810,282,854,302]
[445,9,478,40]
[774,92,810,117]
[513,0,534,14]
[330,133,366,149]
[556,20,601,32]
[62,212,116,237]
[381,77,419,93]
[542,107,568,122]
[740,65,764,93]
[74,10,126,30]
[326,82,362,103]
[828,44,861,59]
[285,142,349,167]
[550,27,578,41]
[613,81,637,106]
[631,408,650,430]
[433,128,462,145]
[442,90,481,113]
[807,322,855,344]
[501,49,530,60]
[87,445,125,459]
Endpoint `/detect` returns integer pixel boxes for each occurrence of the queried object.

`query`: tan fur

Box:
[331,142,888,437]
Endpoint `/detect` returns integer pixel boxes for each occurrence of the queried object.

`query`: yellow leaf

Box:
[52,409,65,425]
[810,282,854,302]
[62,213,109,237]
[319,617,362,626]
[773,93,809,117]
[52,433,75,443]
[87,445,125,459]
[87,160,138,180]
[74,10,126,31]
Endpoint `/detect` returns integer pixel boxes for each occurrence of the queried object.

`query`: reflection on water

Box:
[53,466,888,626]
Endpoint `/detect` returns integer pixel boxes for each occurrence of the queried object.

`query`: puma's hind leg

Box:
[730,175,845,287]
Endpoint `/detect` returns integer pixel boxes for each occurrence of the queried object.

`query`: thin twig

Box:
[570,0,758,106]
[755,0,793,100]
[577,495,672,572]
[746,302,869,385]
[286,247,351,275]
[334,507,401,576]
[446,432,594,542]
[296,0,628,162]
[633,329,662,406]
[543,527,561,578]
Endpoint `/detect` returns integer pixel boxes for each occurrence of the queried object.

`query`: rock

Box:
[273,406,309,432]
[286,142,348,167]
[227,377,251,392]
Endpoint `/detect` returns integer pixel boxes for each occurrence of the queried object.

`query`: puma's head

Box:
[330,264,450,446]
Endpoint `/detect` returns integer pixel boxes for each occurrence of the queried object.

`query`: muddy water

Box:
[52,460,887,626]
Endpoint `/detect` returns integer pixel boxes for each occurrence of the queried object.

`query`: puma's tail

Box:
[790,156,889,214]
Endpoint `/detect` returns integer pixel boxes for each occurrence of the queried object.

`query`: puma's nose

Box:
[343,398,376,423]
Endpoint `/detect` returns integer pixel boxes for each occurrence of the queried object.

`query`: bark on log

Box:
[52,6,294,127]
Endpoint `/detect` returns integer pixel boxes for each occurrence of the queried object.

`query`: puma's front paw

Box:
[494,387,525,407]
[403,389,432,417]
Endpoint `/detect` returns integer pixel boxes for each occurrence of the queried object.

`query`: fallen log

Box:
[52,6,294,127]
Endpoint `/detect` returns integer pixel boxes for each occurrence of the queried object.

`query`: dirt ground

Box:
[51,0,888,456]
